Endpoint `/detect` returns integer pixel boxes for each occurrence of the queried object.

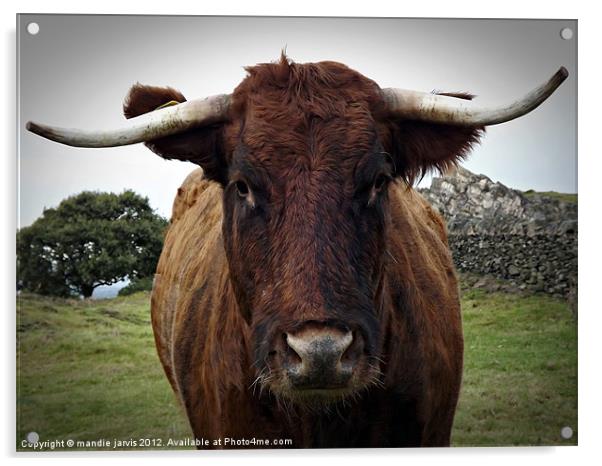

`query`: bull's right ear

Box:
[123,84,228,186]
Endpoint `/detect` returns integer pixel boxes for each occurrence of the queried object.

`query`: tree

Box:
[17,190,168,298]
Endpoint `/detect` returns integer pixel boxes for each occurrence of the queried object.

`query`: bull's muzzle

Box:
[282,323,363,389]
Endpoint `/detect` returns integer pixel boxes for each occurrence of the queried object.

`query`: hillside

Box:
[17,288,577,450]
[523,190,577,204]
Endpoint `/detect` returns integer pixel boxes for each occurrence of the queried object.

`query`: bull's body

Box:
[151,168,463,448]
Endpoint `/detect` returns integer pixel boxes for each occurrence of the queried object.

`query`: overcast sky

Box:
[18,15,576,228]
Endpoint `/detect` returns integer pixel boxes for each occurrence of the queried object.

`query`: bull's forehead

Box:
[226,58,384,173]
[232,99,379,174]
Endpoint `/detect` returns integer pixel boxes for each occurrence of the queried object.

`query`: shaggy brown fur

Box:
[131,55,484,448]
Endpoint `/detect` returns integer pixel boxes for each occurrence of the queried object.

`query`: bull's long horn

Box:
[382,67,568,126]
[26,94,231,148]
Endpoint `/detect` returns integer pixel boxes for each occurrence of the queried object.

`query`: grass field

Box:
[522,189,578,204]
[16,284,577,450]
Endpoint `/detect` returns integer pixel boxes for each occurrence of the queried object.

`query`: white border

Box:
[3,1,599,465]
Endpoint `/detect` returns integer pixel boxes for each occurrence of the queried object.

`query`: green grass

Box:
[16,288,577,450]
[453,289,577,446]
[16,292,191,451]
[522,189,578,204]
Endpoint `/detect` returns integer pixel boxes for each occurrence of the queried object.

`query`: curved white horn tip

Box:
[26,121,39,134]
[26,121,57,142]
[553,66,569,86]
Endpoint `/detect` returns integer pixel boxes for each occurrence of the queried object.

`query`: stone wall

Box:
[450,233,577,298]
[418,167,577,298]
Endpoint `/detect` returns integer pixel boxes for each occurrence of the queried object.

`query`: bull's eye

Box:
[233,180,257,209]
[235,180,250,198]
[367,173,391,207]
[373,174,389,192]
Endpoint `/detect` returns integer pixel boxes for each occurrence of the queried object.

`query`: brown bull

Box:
[27,55,567,448]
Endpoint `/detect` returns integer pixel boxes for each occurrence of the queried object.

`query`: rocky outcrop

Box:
[418,166,577,236]
[418,166,577,299]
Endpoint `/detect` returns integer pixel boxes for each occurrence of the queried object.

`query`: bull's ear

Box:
[381,93,485,185]
[123,83,228,185]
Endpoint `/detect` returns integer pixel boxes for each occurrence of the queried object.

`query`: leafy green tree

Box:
[17,190,168,298]
[118,276,154,297]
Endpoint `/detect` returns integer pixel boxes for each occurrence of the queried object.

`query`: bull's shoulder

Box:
[386,184,461,340]
[386,183,457,301]
[170,167,221,223]
[152,168,235,407]
[156,167,225,289]
[389,183,448,244]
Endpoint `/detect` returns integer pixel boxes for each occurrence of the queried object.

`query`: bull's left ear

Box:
[123,83,229,186]
[380,93,485,185]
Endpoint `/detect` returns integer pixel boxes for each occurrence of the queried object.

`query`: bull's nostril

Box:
[283,333,302,366]
[287,348,302,366]
[340,330,363,365]
[338,330,354,357]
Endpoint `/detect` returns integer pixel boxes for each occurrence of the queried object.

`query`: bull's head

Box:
[27,56,567,406]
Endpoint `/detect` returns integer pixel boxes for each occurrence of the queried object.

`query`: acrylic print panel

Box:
[17,15,577,450]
